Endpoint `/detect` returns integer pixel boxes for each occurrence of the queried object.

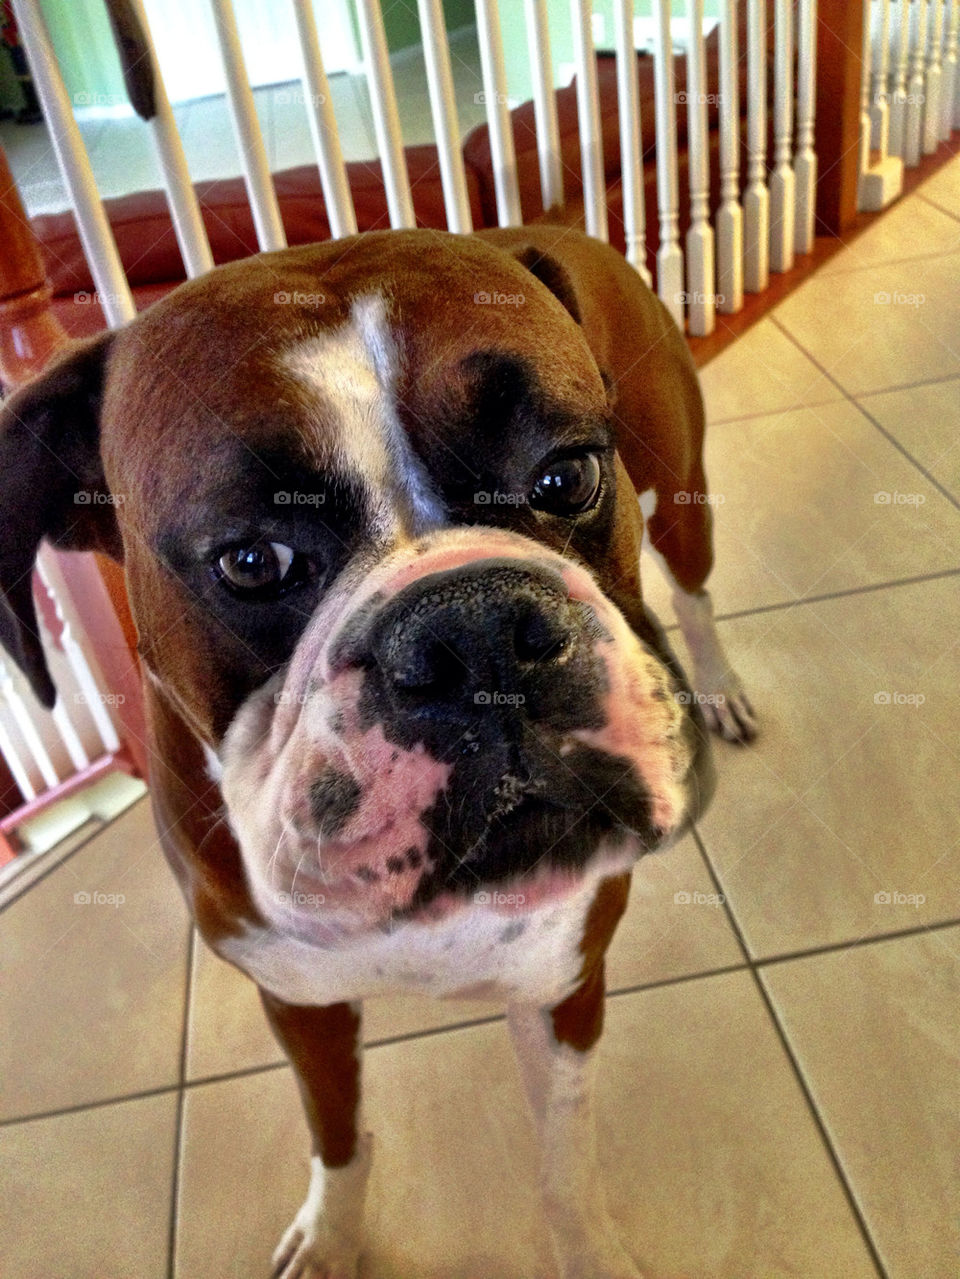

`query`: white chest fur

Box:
[216,870,611,1009]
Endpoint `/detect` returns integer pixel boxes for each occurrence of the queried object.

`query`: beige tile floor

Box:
[1,167,959,1278]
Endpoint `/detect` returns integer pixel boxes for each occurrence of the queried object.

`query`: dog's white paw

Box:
[270,1215,361,1279]
[700,681,757,744]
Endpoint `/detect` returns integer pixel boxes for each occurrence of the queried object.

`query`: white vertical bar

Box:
[652,0,684,324]
[716,0,743,311]
[869,0,892,152]
[356,0,415,228]
[476,0,522,225]
[904,0,929,165]
[769,0,795,273]
[36,552,120,755]
[524,0,564,212]
[860,0,904,211]
[923,0,945,152]
[125,0,213,278]
[794,0,817,254]
[208,0,286,251]
[0,713,36,803]
[743,0,770,294]
[292,0,358,239]
[0,661,59,789]
[417,0,473,232]
[684,0,715,335]
[14,0,136,327]
[613,0,650,282]
[943,1,959,137]
[571,0,608,242]
[52,700,90,772]
[889,0,912,156]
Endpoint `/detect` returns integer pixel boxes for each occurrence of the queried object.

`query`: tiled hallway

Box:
[1,162,958,1278]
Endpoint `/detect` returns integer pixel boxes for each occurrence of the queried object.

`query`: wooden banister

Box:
[814,0,867,236]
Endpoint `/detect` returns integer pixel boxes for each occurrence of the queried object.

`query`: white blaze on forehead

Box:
[281,293,445,532]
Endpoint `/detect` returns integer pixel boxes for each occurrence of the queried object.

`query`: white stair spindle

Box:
[127,0,214,277]
[355,0,415,228]
[51,700,90,773]
[476,0,522,226]
[0,714,36,803]
[744,0,770,293]
[870,0,892,153]
[860,0,904,210]
[716,0,743,311]
[418,0,473,232]
[941,1,958,138]
[292,0,358,239]
[769,0,795,273]
[524,0,564,212]
[571,0,608,242]
[888,0,911,156]
[684,0,715,335]
[652,0,684,325]
[923,0,945,151]
[793,0,817,255]
[14,0,136,327]
[614,0,649,280]
[0,660,59,790]
[36,552,121,755]
[208,0,286,251]
[904,0,929,165]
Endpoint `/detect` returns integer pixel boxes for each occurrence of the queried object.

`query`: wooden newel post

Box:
[0,142,149,787]
[814,0,866,236]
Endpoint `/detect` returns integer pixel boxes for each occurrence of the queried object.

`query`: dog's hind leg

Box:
[640,480,757,744]
[260,993,370,1279]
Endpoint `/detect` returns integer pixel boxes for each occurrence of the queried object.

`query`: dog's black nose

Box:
[363,560,604,728]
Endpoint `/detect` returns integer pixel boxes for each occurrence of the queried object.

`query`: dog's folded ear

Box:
[0,330,121,708]
[510,246,582,325]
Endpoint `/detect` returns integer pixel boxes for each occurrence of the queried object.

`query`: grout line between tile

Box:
[755,916,960,968]
[915,191,960,227]
[708,566,960,626]
[690,830,889,1277]
[768,315,960,512]
[166,925,195,1279]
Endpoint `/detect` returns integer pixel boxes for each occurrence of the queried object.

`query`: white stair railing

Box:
[941,1,959,139]
[744,0,770,294]
[716,0,743,312]
[652,0,683,325]
[794,0,818,253]
[861,0,904,209]
[684,0,716,335]
[769,0,796,273]
[613,0,650,283]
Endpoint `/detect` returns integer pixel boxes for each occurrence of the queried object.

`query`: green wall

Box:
[370,0,477,53]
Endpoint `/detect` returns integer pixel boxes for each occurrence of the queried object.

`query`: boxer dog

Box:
[0,226,754,1278]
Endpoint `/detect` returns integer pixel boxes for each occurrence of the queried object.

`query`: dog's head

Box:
[0,231,712,935]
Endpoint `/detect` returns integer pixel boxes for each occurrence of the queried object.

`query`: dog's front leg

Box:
[508,968,646,1279]
[260,992,371,1279]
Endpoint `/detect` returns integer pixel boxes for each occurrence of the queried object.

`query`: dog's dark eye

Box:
[215,542,312,598]
[529,453,602,516]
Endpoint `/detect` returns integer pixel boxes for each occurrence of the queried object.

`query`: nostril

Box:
[389,638,468,696]
[514,605,573,665]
